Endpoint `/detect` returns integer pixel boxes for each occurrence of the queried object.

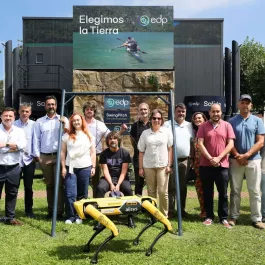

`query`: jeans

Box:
[0,164,21,219]
[20,161,36,214]
[64,166,91,220]
[260,173,265,218]
[200,166,229,221]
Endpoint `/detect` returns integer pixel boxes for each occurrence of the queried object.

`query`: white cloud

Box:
[85,0,253,17]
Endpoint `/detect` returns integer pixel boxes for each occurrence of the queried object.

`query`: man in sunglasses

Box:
[164,103,194,218]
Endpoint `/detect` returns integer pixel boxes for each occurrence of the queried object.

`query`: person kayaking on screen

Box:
[122,37,140,52]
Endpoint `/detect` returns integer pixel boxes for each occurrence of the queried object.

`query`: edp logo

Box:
[138,15,168,26]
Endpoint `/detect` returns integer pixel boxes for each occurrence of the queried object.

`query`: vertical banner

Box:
[73,6,174,70]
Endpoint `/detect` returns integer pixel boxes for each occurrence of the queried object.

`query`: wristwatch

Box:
[6,143,10,147]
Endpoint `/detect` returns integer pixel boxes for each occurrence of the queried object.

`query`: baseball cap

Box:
[240,94,252,102]
[109,190,123,197]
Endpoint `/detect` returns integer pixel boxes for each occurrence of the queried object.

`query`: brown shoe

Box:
[6,219,23,226]
[228,219,236,226]
[252,222,265,229]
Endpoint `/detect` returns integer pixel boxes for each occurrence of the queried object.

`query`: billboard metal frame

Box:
[51,89,183,237]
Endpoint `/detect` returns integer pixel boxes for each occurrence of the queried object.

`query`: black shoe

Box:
[128,216,136,228]
[262,217,265,223]
[93,222,103,230]
[26,212,36,219]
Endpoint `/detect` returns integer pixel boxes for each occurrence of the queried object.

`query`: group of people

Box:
[0,94,264,231]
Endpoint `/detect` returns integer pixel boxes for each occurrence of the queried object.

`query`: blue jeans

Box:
[261,173,265,217]
[64,166,91,220]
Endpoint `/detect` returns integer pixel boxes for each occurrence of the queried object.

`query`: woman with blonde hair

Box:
[61,113,96,224]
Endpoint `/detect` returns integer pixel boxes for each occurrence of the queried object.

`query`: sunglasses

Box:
[152,117,162,121]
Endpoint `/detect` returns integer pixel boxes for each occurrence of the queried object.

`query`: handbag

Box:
[186,167,196,182]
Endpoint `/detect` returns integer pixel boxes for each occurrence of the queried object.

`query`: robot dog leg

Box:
[84,204,119,264]
[134,200,173,256]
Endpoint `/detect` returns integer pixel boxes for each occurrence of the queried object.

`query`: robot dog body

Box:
[74,195,172,264]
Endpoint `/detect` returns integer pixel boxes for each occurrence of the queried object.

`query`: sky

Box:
[0,0,265,80]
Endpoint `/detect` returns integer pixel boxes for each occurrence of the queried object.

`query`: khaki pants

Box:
[39,154,64,214]
[229,158,262,222]
[144,167,169,217]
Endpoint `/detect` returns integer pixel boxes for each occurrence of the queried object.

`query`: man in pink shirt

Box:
[197,103,235,228]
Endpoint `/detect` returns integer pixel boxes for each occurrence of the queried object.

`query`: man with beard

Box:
[0,107,27,225]
[95,131,135,227]
[164,103,194,217]
[197,103,235,228]
[130,103,151,195]
[83,100,127,198]
[32,95,68,219]
[14,103,36,218]
[229,95,265,229]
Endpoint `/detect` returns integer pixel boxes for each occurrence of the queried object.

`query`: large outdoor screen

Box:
[73,6,174,70]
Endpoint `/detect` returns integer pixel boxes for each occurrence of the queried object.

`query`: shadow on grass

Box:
[50,239,144,261]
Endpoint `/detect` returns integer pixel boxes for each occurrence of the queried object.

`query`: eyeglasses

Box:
[152,117,162,121]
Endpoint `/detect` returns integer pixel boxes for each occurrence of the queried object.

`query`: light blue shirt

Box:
[13,118,35,166]
[0,124,27,165]
[229,114,265,160]
[32,114,68,157]
[164,120,194,158]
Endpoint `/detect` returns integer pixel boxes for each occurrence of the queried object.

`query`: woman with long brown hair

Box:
[61,113,96,224]
[191,112,208,219]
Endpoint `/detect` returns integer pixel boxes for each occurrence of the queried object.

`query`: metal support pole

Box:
[51,89,66,237]
[170,90,182,236]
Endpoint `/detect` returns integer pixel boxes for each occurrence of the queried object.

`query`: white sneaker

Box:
[75,218,83,225]
[65,219,73,224]
[222,219,232,229]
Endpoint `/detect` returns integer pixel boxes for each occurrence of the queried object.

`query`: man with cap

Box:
[229,94,265,229]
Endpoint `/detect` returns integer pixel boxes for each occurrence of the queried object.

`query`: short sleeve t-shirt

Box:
[229,114,265,160]
[99,147,131,180]
[197,120,235,168]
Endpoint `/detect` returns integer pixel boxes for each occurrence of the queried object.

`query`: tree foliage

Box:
[240,37,265,110]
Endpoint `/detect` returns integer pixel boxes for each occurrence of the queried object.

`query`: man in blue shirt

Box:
[229,94,265,229]
[32,95,68,219]
[14,103,36,218]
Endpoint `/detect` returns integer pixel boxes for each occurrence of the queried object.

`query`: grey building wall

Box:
[174,19,224,104]
[174,46,223,103]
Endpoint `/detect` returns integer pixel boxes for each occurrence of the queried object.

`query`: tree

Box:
[240,37,265,110]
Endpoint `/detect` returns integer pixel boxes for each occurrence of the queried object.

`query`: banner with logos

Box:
[184,96,226,113]
[73,6,174,70]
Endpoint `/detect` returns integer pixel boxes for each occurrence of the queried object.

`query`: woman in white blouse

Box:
[61,113,96,224]
[138,109,173,217]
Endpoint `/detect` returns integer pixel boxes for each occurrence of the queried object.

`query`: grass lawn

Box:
[1,180,265,265]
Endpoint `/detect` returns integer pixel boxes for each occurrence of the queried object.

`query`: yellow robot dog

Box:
[74,195,172,264]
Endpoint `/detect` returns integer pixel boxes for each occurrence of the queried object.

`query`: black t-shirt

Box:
[130,119,151,159]
[99,147,131,180]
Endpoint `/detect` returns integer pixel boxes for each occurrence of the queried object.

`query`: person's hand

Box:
[209,157,220,167]
[61,166,67,178]
[91,167,95,176]
[235,154,248,165]
[120,123,128,133]
[110,183,116,191]
[166,166,172,174]
[34,157,40,162]
[115,184,120,191]
[139,168,145,178]
[0,142,6,148]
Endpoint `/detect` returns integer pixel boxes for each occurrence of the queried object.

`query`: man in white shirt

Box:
[164,103,194,217]
[14,103,36,218]
[83,100,127,197]
[32,95,68,219]
[0,107,27,225]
